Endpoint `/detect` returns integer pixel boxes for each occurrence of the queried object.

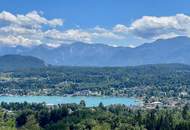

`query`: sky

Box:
[0,0,190,47]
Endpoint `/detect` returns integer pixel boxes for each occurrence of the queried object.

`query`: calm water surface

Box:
[0,96,141,107]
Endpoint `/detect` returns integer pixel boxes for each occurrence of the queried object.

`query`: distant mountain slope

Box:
[0,55,46,71]
[0,36,190,66]
[131,36,190,65]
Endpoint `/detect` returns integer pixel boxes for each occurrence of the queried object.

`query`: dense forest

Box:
[0,102,190,130]
[0,63,190,99]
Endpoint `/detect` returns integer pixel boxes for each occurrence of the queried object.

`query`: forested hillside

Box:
[1,63,190,99]
[0,55,46,71]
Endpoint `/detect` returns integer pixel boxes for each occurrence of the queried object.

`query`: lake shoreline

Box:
[0,95,142,107]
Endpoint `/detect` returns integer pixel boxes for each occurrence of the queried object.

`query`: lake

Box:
[0,96,142,107]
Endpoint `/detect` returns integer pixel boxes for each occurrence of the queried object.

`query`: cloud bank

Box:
[0,11,190,47]
[129,14,190,40]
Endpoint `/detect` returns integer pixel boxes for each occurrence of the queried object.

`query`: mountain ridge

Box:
[0,36,190,66]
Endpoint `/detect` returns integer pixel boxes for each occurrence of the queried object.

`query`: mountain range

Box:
[0,36,190,66]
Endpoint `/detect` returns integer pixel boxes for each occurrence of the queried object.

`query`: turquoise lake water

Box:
[0,96,141,107]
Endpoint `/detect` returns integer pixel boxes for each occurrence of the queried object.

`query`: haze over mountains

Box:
[0,36,190,66]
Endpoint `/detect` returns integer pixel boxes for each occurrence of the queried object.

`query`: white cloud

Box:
[113,24,128,33]
[127,44,135,48]
[0,35,41,46]
[0,11,125,46]
[92,26,124,39]
[26,11,63,27]
[0,25,40,35]
[0,11,17,23]
[129,14,190,40]
[45,29,92,43]
[1,11,190,47]
[0,11,63,29]
[63,29,92,42]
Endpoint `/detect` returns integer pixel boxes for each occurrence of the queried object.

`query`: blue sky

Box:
[0,0,190,47]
